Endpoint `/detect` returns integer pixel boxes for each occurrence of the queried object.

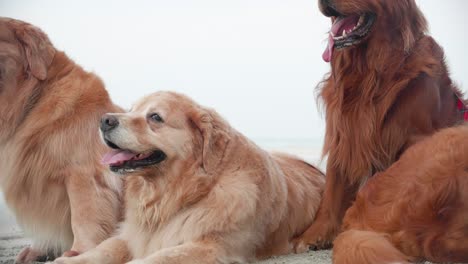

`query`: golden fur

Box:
[52,91,325,264]
[0,18,122,262]
[334,125,468,263]
[295,0,463,250]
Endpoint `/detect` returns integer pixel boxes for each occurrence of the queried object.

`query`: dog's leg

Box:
[52,237,130,264]
[65,168,120,255]
[293,168,359,252]
[125,241,224,264]
[16,246,47,264]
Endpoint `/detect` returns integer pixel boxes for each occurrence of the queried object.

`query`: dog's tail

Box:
[333,229,411,264]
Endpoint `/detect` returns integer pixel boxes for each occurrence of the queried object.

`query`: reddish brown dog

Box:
[334,125,468,263]
[295,0,464,251]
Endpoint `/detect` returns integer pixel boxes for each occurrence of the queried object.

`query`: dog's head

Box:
[0,17,55,94]
[320,0,427,62]
[0,18,55,139]
[100,91,230,176]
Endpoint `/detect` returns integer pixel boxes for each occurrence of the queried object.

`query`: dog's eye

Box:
[149,113,164,123]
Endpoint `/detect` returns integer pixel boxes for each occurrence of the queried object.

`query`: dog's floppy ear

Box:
[189,106,231,174]
[11,20,55,80]
[389,0,427,53]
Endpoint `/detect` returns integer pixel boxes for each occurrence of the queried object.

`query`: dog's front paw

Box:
[49,255,90,264]
[292,232,334,253]
[48,257,74,264]
[292,222,336,253]
[292,239,311,254]
[15,246,47,264]
[61,250,81,258]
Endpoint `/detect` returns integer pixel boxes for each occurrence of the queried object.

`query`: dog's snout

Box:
[320,0,330,7]
[101,115,119,132]
[319,0,340,17]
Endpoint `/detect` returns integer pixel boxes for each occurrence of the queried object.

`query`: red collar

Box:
[457,96,468,121]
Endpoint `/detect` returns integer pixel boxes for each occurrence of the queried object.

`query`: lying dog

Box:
[295,0,464,250]
[52,91,324,264]
[0,18,122,262]
[334,125,468,263]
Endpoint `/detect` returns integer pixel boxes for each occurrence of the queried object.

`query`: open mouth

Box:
[322,11,376,62]
[102,139,166,173]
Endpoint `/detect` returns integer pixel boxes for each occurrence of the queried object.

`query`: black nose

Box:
[101,115,119,132]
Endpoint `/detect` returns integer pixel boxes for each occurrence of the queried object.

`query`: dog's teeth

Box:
[334,35,344,40]
[343,30,347,37]
[358,16,364,25]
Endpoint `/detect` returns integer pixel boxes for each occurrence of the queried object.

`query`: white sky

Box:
[2,0,467,142]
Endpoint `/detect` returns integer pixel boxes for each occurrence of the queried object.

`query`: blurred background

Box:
[1,0,467,234]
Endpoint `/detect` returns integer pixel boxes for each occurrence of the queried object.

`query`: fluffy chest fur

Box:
[119,160,283,261]
[0,139,73,253]
[321,36,460,182]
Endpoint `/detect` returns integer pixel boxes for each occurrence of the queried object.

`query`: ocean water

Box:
[0,139,324,237]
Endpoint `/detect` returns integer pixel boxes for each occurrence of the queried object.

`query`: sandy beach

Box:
[0,235,442,264]
[0,233,333,264]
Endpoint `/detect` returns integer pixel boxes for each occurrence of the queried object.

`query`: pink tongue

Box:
[102,150,137,165]
[323,15,359,63]
[323,34,334,63]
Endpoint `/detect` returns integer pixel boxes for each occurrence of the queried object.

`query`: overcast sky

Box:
[2,0,467,143]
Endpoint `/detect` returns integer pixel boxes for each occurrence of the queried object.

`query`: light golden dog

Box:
[0,18,122,262]
[52,91,325,264]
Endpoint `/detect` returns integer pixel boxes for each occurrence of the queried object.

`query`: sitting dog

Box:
[0,18,122,263]
[52,91,325,264]
[295,0,464,250]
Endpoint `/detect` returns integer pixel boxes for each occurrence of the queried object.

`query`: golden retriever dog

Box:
[0,18,122,262]
[295,0,464,251]
[51,91,325,264]
[334,125,468,263]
